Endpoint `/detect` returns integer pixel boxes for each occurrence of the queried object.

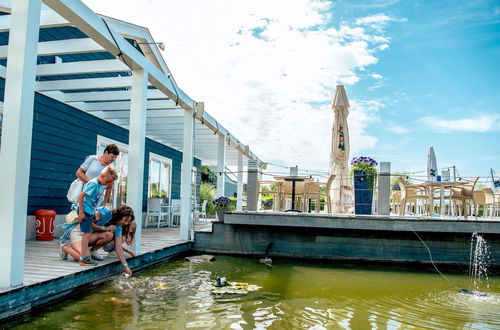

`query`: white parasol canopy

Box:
[427,146,438,181]
[328,85,353,213]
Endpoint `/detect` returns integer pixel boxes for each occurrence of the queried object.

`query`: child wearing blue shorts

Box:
[76,166,118,265]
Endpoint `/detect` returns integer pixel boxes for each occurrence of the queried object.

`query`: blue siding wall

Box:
[0,78,200,215]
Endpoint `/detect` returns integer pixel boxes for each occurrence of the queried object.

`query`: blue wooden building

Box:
[0,0,262,288]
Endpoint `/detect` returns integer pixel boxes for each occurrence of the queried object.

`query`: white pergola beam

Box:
[237,151,244,211]
[127,69,148,255]
[43,0,194,110]
[36,75,132,91]
[82,99,178,111]
[0,6,68,32]
[216,134,226,197]
[179,109,194,241]
[90,109,183,120]
[0,0,41,288]
[61,89,166,102]
[108,117,185,126]
[0,38,105,59]
[37,59,128,76]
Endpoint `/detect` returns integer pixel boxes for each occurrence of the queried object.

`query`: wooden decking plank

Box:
[0,225,210,298]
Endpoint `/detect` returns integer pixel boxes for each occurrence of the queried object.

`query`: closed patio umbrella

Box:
[427,146,438,181]
[328,85,353,213]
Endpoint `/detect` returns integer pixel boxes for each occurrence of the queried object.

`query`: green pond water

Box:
[7,256,500,329]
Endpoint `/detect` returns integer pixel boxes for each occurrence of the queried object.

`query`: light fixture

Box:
[134,41,165,51]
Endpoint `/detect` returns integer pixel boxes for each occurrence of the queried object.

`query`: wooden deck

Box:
[0,224,211,321]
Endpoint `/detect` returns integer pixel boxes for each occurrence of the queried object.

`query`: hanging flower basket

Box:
[351,157,378,215]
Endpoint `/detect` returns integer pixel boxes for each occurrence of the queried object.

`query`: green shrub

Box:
[200,183,216,215]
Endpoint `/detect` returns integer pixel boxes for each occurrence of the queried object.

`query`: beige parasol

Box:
[328,85,353,213]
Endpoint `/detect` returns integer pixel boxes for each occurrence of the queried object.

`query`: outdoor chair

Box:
[257,180,280,211]
[477,188,495,218]
[396,177,429,216]
[170,199,181,227]
[448,177,478,219]
[193,200,208,223]
[145,197,170,228]
[280,180,307,211]
[303,181,323,212]
[390,191,401,215]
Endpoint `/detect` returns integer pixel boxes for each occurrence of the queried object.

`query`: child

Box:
[103,205,135,275]
[76,165,118,266]
[88,206,116,261]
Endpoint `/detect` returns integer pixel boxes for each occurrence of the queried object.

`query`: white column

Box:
[127,69,148,255]
[236,151,244,211]
[180,108,194,241]
[0,0,41,288]
[216,134,226,197]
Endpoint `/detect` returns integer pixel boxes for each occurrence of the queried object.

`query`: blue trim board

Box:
[0,78,200,215]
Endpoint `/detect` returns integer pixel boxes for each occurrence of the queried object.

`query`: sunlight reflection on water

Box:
[7,256,500,329]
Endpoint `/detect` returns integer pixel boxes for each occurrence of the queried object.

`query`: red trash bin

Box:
[35,209,56,241]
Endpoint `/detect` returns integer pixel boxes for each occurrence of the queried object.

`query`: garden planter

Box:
[216,207,230,222]
[353,170,374,215]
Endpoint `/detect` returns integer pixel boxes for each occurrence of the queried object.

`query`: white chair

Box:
[170,199,181,227]
[193,200,208,223]
[145,197,169,228]
[200,200,208,222]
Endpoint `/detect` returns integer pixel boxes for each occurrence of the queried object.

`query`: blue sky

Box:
[84,0,500,181]
[334,0,500,179]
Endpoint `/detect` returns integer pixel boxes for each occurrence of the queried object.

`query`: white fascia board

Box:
[0,8,68,32]
[0,38,104,59]
[61,89,166,102]
[36,59,128,76]
[42,0,194,111]
[82,99,178,111]
[36,75,133,91]
[97,15,170,75]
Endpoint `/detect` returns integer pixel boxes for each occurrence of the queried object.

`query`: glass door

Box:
[148,153,172,205]
[97,137,128,207]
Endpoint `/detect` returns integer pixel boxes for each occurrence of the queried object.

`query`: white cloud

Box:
[418,114,500,132]
[355,13,407,31]
[83,0,400,170]
[388,125,409,134]
[371,73,383,79]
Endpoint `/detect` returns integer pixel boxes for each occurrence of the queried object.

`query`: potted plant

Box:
[212,196,234,222]
[350,156,378,215]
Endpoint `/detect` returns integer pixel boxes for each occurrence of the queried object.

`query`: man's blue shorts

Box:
[80,212,93,233]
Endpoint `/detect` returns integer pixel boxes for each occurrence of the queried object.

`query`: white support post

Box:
[236,151,244,211]
[127,69,148,255]
[180,108,194,241]
[216,134,226,198]
[0,0,41,288]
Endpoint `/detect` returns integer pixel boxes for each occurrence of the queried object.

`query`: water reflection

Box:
[6,257,500,329]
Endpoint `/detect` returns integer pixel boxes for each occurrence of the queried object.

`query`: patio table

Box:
[274,176,313,212]
[409,181,467,216]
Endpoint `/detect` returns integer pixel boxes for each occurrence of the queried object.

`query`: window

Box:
[148,153,172,204]
[97,136,128,207]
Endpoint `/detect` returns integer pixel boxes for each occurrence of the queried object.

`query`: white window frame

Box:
[96,135,129,207]
[148,152,173,203]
